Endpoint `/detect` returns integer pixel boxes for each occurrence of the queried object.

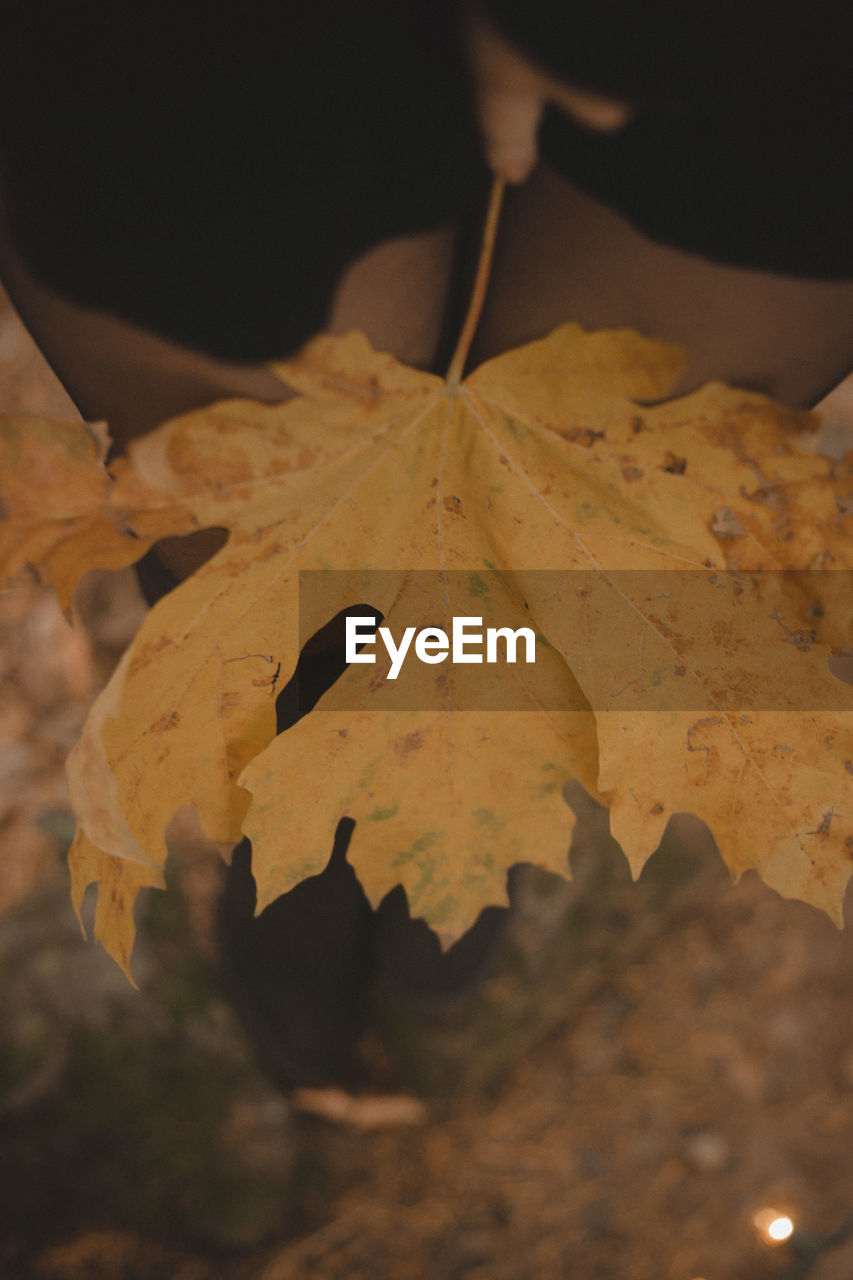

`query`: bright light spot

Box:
[753,1208,795,1244]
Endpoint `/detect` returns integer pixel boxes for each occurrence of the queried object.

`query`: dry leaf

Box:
[291,1087,426,1128]
[0,416,154,611]
[1,324,851,977]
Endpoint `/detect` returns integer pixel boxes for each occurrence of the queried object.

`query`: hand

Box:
[465,3,635,184]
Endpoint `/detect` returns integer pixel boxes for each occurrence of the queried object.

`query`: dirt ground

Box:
[2,284,853,1280]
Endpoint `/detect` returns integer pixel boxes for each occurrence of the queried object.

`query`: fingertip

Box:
[483,129,539,183]
[487,145,537,184]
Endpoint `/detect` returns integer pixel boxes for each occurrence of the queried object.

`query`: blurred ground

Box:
[2,282,853,1280]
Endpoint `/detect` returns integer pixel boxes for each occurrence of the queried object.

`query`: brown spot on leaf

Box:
[845,760,853,776]
[711,508,747,539]
[295,447,317,470]
[152,710,180,732]
[443,495,463,514]
[674,664,686,677]
[650,802,664,815]
[771,611,816,652]
[631,416,644,434]
[559,427,604,447]
[836,494,853,517]
[815,810,833,836]
[740,482,787,510]
[687,716,725,751]
[621,465,644,483]
[129,636,171,673]
[661,451,687,475]
[394,730,425,758]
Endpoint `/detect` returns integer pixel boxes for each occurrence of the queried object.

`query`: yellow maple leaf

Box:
[1,322,851,979]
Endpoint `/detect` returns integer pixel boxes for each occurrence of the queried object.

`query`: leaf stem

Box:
[445,176,505,386]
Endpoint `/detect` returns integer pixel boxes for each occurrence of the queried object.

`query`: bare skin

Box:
[472,164,853,408]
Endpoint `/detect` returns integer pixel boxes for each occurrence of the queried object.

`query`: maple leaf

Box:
[1,323,852,979]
